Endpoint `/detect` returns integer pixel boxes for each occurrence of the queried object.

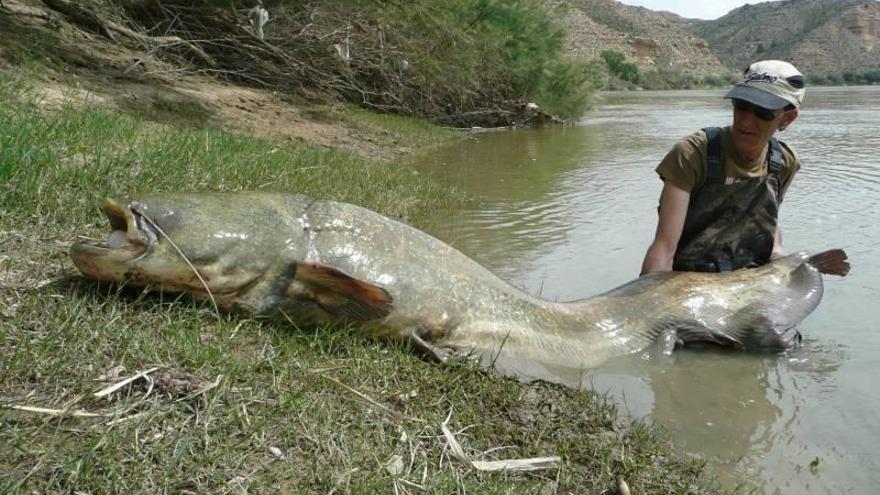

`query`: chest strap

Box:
[701,127,784,185]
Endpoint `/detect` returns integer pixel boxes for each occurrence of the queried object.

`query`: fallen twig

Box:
[316,373,421,423]
[440,410,560,472]
[93,367,161,398]
[4,404,104,418]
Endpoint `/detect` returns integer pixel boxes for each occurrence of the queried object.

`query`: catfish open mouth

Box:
[70,198,155,261]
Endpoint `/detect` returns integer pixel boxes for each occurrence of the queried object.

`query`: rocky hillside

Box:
[554,0,730,80]
[697,0,880,75]
[556,0,880,84]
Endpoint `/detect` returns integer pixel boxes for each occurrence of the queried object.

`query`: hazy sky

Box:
[618,0,782,20]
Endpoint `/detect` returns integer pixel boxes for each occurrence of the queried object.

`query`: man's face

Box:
[731,99,798,160]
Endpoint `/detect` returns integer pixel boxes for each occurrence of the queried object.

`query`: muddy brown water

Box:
[410,87,880,494]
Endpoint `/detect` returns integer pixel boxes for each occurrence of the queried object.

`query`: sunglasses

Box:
[732,99,782,121]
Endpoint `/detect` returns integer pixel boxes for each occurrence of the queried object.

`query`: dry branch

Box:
[316,373,419,423]
[93,366,160,398]
[440,411,561,472]
[90,0,552,127]
[42,0,116,40]
[4,404,104,418]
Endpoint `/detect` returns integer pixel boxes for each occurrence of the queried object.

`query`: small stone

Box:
[384,454,404,476]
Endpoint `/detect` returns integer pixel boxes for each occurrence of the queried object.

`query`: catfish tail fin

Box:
[808,249,850,277]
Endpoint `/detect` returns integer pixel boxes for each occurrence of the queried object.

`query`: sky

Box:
[618,0,782,20]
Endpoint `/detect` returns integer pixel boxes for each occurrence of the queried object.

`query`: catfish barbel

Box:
[69,192,850,368]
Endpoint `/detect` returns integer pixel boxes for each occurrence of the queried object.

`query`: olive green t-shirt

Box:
[655,126,800,201]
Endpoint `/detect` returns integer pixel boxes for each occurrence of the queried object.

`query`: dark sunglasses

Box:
[786,75,805,89]
[732,99,781,121]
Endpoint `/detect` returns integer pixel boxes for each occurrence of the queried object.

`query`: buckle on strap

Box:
[767,137,783,174]
[674,259,735,273]
[715,259,733,272]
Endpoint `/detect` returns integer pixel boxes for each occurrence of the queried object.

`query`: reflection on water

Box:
[416,127,603,285]
[581,349,846,492]
[410,87,880,493]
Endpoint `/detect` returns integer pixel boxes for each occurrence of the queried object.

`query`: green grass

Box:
[0,71,720,493]
[0,72,462,227]
[339,104,466,150]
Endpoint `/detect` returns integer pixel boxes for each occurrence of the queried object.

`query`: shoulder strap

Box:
[767,137,783,174]
[701,127,724,184]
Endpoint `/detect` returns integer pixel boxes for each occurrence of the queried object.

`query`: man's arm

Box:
[771,225,784,258]
[640,182,690,275]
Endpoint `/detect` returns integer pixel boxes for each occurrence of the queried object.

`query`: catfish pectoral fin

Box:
[673,321,744,349]
[286,261,393,321]
[652,328,681,357]
[730,307,804,350]
[808,249,850,277]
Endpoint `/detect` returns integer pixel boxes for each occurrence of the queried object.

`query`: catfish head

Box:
[70,193,300,302]
[70,192,392,319]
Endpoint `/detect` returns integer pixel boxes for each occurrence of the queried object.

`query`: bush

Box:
[810,70,880,86]
[635,70,735,90]
[107,0,593,125]
[601,49,640,83]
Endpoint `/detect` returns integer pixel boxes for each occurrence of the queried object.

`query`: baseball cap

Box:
[724,60,806,110]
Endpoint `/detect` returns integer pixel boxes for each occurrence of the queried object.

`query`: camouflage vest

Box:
[672,127,783,272]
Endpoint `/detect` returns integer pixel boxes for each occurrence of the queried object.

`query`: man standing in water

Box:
[640,60,806,275]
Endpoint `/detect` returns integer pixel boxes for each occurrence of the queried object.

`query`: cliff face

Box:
[554,0,729,77]
[557,0,880,79]
[697,0,880,74]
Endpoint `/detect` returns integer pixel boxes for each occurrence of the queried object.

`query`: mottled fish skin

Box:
[70,192,849,370]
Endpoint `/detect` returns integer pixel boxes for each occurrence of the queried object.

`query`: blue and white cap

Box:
[725,60,806,110]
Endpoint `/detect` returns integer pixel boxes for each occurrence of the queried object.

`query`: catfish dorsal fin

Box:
[289,262,393,320]
[808,249,850,277]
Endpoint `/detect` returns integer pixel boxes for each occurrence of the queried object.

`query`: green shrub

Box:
[371,0,594,120]
[600,49,640,83]
[810,70,880,86]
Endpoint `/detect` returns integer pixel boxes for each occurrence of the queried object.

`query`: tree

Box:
[600,49,639,83]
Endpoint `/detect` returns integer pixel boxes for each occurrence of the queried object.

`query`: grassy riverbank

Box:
[0,69,728,493]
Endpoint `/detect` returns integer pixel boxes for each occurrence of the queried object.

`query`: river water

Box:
[410,87,879,494]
